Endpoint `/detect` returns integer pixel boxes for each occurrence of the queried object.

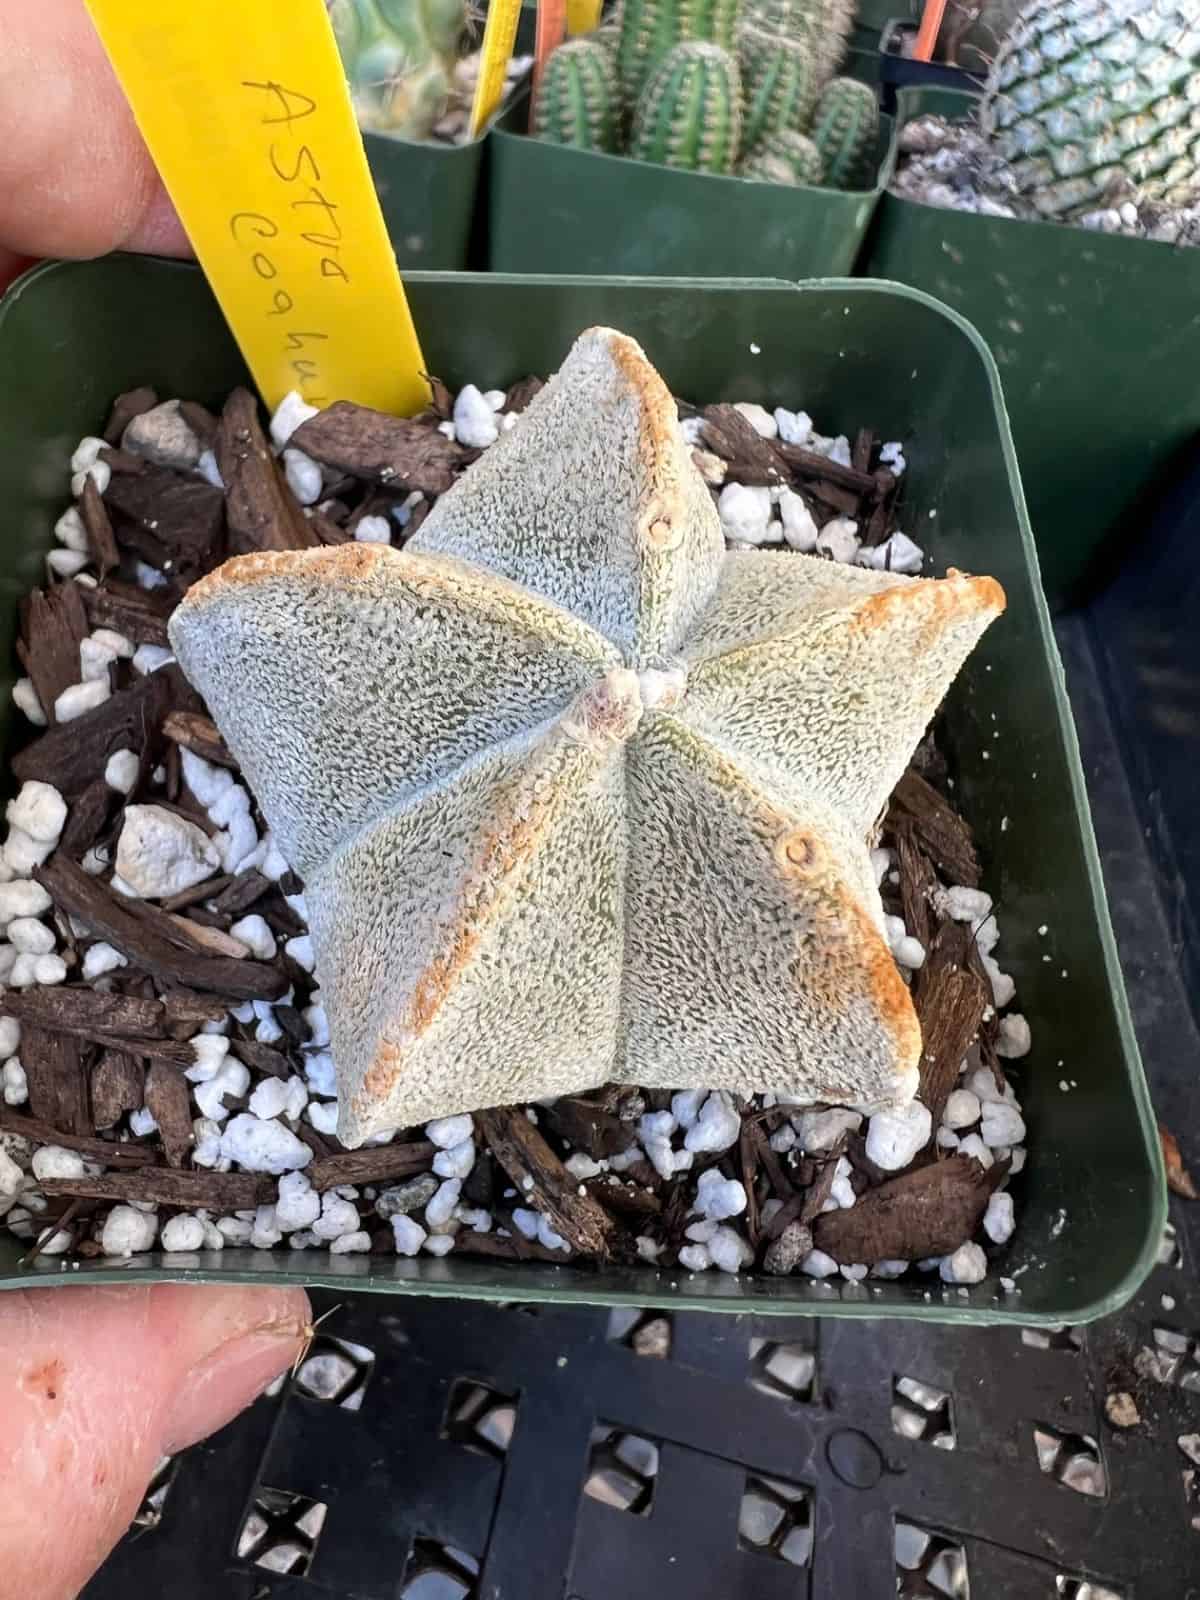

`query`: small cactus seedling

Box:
[631,41,744,173]
[810,74,878,189]
[739,26,818,151]
[535,37,620,152]
[743,127,824,185]
[329,0,469,141]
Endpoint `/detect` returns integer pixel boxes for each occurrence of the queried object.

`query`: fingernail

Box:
[124,184,192,258]
[157,1287,309,1453]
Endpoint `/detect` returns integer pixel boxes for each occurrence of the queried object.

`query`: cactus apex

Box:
[631,40,744,174]
[535,37,621,152]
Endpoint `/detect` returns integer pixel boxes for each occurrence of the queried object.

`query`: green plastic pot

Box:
[487,90,896,278]
[362,127,484,269]
[863,86,1200,611]
[0,257,1163,1323]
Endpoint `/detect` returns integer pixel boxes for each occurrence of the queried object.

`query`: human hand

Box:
[0,1283,310,1600]
[0,0,191,292]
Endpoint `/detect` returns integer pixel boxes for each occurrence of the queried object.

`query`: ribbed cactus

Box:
[743,127,824,184]
[980,0,1200,218]
[535,38,620,152]
[631,41,743,172]
[616,0,740,102]
[809,74,878,188]
[739,26,818,150]
[329,0,468,140]
[742,0,856,80]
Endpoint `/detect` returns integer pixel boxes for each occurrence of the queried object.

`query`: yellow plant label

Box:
[566,0,604,34]
[468,0,523,140]
[83,0,430,416]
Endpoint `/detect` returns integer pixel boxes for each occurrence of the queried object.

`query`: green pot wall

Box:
[363,128,484,269]
[488,91,895,277]
[864,87,1200,610]
[0,258,1163,1323]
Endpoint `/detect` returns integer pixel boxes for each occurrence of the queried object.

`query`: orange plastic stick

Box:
[912,0,947,61]
[530,0,568,129]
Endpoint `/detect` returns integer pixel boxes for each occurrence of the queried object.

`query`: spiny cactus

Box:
[329,0,469,140]
[742,0,856,80]
[743,127,824,185]
[534,37,620,152]
[810,74,878,189]
[631,40,743,173]
[615,0,740,103]
[535,0,878,192]
[739,26,818,150]
[980,0,1200,218]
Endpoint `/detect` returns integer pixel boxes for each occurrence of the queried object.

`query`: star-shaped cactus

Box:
[169,329,1004,1147]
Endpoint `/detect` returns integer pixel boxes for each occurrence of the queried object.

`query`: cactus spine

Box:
[739,26,818,150]
[329,0,468,140]
[743,127,824,185]
[534,38,620,151]
[631,41,743,172]
[980,0,1200,218]
[809,74,878,189]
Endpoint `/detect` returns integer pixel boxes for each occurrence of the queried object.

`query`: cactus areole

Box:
[169,330,1004,1146]
[980,0,1200,217]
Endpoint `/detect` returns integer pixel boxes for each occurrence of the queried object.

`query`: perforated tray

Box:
[82,615,1200,1600]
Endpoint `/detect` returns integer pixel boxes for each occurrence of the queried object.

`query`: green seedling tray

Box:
[487,90,895,278]
[862,86,1200,611]
[0,258,1163,1322]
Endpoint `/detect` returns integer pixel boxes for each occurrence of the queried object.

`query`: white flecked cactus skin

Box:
[169,328,1005,1147]
[980,0,1200,217]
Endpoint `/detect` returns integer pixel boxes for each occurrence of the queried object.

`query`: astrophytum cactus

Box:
[169,329,1004,1147]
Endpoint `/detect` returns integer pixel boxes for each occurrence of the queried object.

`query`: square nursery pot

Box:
[877,19,983,114]
[486,89,897,278]
[863,85,1200,612]
[362,126,486,269]
[0,255,1164,1322]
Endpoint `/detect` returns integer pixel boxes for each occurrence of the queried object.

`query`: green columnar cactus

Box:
[535,38,620,151]
[329,0,468,140]
[743,127,824,184]
[809,74,878,188]
[980,0,1200,218]
[739,26,818,150]
[631,41,743,172]
[742,0,855,79]
[616,0,741,102]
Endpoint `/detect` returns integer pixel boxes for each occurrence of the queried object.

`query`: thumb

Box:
[0,1283,310,1600]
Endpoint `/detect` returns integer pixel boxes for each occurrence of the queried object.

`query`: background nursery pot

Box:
[362,126,489,269]
[487,90,896,277]
[864,85,1200,611]
[0,256,1163,1323]
[876,18,983,113]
